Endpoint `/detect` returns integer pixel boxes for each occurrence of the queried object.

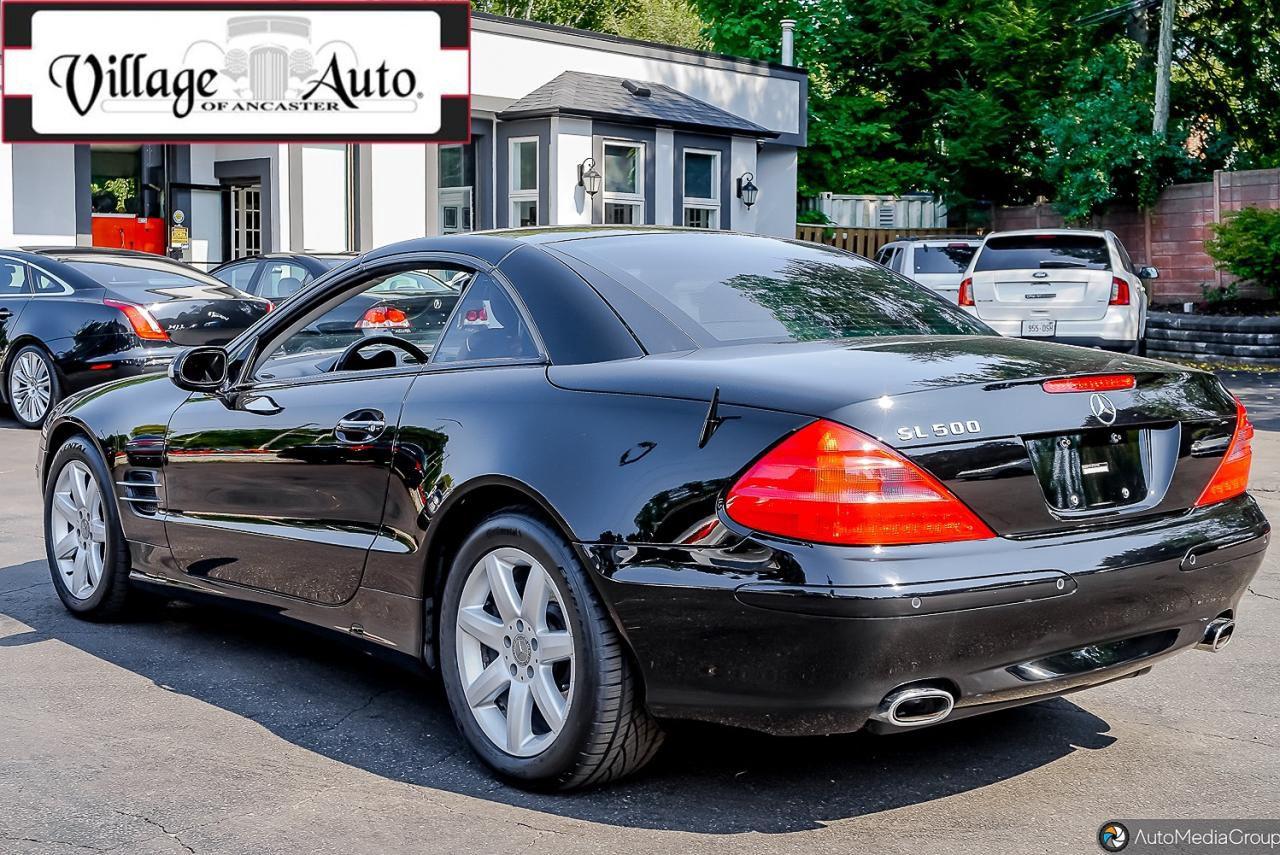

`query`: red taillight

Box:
[957,277,974,306]
[356,306,409,329]
[1042,374,1136,393]
[104,299,168,341]
[724,420,995,546]
[464,307,489,323]
[1109,277,1131,305]
[1196,398,1254,507]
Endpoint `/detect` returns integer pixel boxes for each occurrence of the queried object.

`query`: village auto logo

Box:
[0,1,471,142]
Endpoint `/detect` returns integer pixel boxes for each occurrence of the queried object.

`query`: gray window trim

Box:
[592,123,656,225]
[495,119,550,228]
[673,132,732,230]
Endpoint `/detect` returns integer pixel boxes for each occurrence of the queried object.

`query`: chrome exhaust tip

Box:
[872,686,955,728]
[1196,617,1235,652]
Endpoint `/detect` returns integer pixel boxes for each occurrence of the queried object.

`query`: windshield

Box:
[563,233,990,345]
[973,235,1111,272]
[913,244,977,274]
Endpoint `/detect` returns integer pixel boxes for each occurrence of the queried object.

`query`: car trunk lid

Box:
[971,267,1113,322]
[549,336,1239,536]
[138,286,271,345]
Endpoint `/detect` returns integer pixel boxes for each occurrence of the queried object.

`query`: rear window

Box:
[974,235,1111,272]
[63,257,230,291]
[562,233,989,344]
[913,244,977,274]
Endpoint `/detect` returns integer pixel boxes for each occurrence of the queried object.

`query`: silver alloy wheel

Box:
[10,351,52,424]
[455,546,576,757]
[48,460,108,600]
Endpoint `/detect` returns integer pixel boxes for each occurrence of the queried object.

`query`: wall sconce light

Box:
[578,157,602,197]
[736,172,759,208]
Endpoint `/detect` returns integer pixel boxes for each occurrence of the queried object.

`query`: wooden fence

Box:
[794,225,974,258]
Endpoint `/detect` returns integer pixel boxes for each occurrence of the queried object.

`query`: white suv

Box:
[959,229,1157,353]
[872,237,982,304]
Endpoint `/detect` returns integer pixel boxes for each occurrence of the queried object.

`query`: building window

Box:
[439,143,474,234]
[682,149,720,229]
[509,137,538,227]
[602,141,644,224]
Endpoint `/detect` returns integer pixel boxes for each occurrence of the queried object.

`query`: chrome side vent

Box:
[116,469,162,516]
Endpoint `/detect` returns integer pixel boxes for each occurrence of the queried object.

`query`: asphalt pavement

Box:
[0,373,1276,854]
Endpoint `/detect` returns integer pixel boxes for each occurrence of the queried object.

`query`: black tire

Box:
[439,509,663,790]
[43,436,141,620]
[6,344,61,429]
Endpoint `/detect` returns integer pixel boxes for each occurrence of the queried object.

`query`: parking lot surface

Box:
[1,373,1277,855]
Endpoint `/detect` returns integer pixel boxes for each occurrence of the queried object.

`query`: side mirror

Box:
[169,346,228,392]
[1138,266,1159,280]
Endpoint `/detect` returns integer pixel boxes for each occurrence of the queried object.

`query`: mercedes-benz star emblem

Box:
[1090,393,1118,425]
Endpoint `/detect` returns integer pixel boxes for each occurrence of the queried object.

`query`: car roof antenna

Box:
[697,386,738,449]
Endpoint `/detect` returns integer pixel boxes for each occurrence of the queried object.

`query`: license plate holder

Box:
[1021,319,1056,337]
[1025,428,1147,512]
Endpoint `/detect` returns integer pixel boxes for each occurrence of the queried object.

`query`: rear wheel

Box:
[44,437,141,620]
[439,510,663,790]
[8,345,59,429]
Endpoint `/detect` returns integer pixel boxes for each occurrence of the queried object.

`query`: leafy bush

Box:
[1205,207,1280,299]
[796,208,833,226]
[1201,280,1240,306]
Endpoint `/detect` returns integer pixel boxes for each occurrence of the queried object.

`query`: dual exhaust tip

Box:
[1196,617,1235,653]
[874,617,1236,729]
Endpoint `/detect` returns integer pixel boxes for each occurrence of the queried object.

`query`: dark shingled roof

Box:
[498,71,775,137]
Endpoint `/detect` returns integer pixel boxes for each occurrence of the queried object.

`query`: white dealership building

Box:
[0,13,807,266]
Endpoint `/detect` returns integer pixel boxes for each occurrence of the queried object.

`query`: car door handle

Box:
[334,409,386,444]
[0,308,12,321]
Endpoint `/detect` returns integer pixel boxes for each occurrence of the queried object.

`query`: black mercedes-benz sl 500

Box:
[36,229,1269,790]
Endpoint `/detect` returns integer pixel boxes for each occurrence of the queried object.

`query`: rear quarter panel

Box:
[367,364,809,599]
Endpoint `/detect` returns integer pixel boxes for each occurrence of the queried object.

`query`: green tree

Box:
[472,0,707,48]
[1036,41,1189,223]
[604,0,708,49]
[695,0,1113,214]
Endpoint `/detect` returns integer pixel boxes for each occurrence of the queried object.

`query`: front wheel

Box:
[44,436,141,619]
[439,510,663,790]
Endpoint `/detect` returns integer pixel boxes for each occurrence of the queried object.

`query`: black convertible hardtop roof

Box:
[360,226,802,267]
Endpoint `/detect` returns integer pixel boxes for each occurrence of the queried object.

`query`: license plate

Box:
[1025,429,1147,511]
[1022,319,1056,337]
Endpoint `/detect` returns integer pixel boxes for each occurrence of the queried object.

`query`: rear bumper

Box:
[968,306,1140,348]
[583,495,1270,736]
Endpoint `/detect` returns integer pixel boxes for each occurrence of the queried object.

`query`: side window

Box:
[888,247,904,273]
[257,262,312,300]
[873,247,891,266]
[432,274,539,364]
[255,267,468,381]
[215,261,258,293]
[1113,237,1137,276]
[0,260,30,296]
[31,269,69,294]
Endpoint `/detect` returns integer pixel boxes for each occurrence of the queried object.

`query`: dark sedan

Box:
[36,230,1269,791]
[1,248,271,428]
[209,251,357,300]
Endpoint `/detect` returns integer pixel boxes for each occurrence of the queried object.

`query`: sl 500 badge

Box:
[897,420,982,442]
